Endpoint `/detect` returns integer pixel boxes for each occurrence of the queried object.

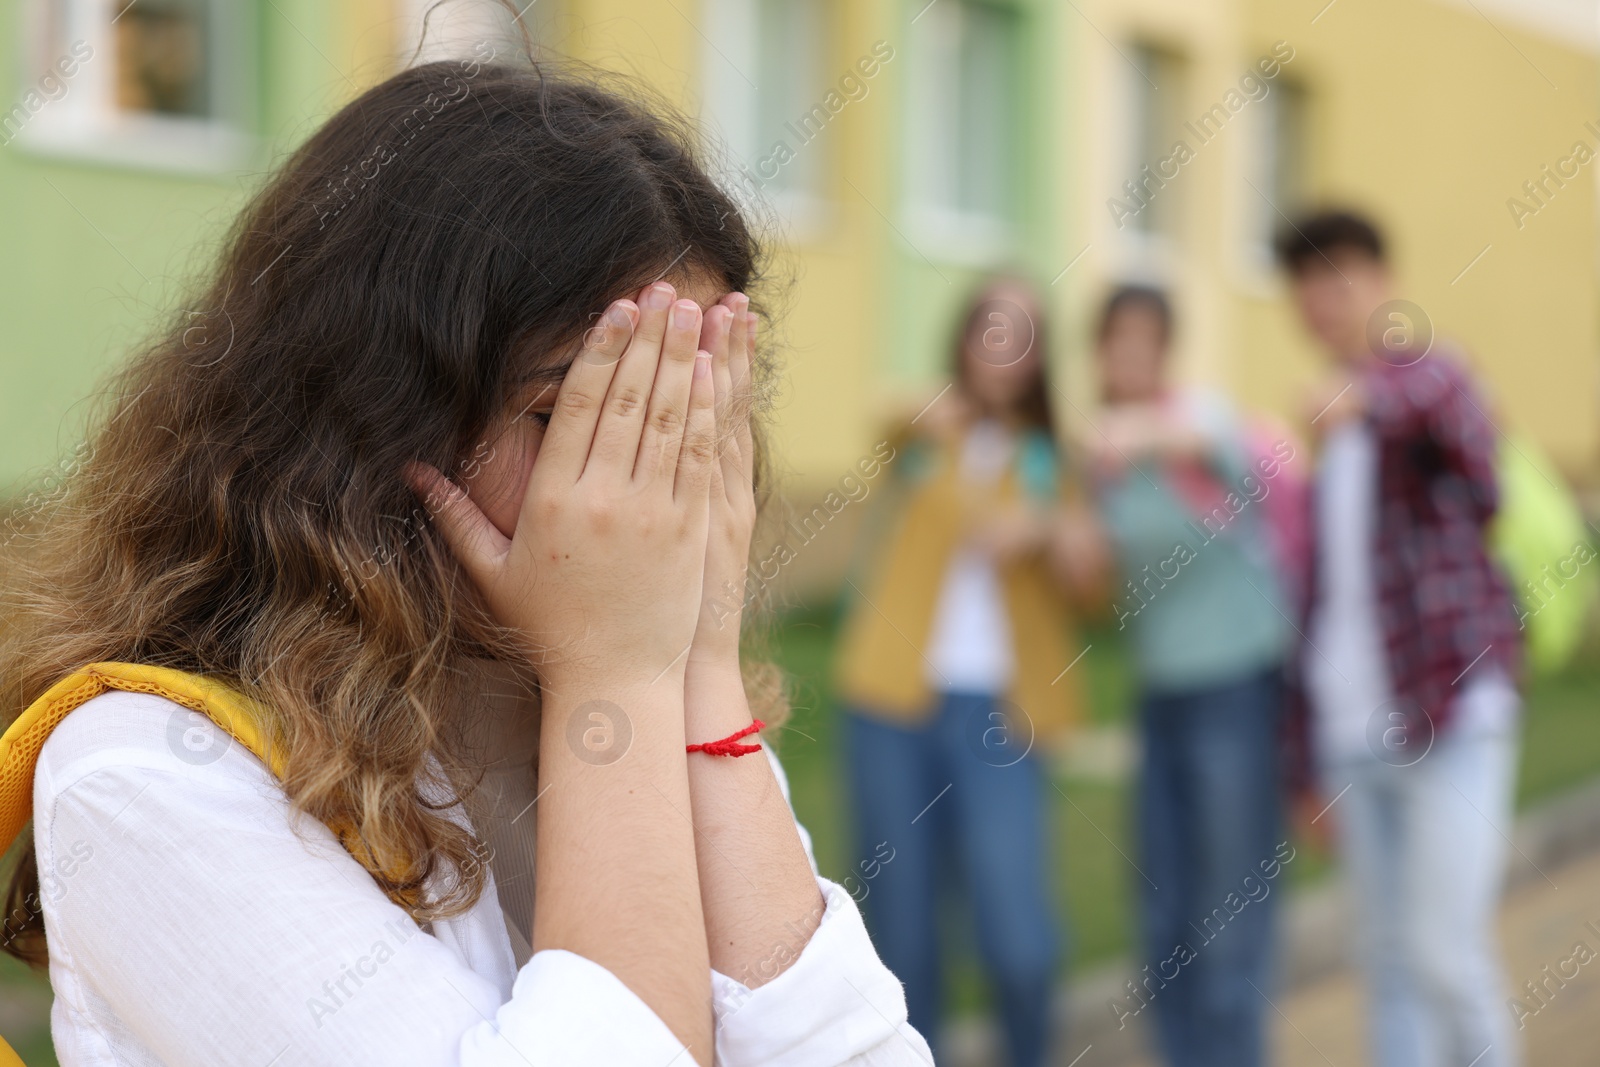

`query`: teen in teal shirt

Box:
[1083,286,1289,1067]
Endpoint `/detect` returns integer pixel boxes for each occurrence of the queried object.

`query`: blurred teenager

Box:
[833,275,1104,1067]
[1083,286,1291,1067]
[1277,210,1523,1067]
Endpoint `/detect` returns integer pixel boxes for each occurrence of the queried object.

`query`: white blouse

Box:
[33,690,932,1066]
[922,418,1017,694]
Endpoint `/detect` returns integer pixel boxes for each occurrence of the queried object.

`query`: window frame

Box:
[1105,37,1187,281]
[10,0,259,176]
[901,0,1025,265]
[698,0,834,239]
[1238,73,1310,280]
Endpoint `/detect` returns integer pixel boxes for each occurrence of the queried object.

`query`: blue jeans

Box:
[1136,667,1284,1067]
[1321,725,1519,1067]
[845,691,1062,1067]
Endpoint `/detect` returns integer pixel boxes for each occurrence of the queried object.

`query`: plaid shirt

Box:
[1286,347,1523,786]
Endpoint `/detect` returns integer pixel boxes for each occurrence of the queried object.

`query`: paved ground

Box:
[1117,847,1600,1067]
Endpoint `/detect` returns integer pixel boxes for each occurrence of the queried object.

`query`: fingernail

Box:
[645,283,674,310]
[734,293,750,315]
[605,301,637,329]
[673,300,699,330]
[695,351,711,379]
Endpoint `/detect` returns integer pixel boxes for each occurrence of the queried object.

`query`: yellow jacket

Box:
[833,424,1085,743]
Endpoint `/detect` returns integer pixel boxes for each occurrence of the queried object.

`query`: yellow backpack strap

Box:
[0,662,279,857]
[0,1033,24,1067]
[0,663,421,906]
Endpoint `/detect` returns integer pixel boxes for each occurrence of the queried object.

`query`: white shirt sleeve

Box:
[34,692,688,1066]
[706,752,934,1067]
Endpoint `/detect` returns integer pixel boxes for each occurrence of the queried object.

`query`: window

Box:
[1243,78,1308,270]
[114,3,210,116]
[700,0,831,218]
[1116,41,1186,241]
[904,0,1021,251]
[10,0,255,172]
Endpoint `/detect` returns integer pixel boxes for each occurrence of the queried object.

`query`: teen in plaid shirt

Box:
[1278,210,1523,1067]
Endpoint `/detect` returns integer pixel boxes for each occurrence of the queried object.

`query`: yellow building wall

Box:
[555,0,892,495]
[1238,0,1600,483]
[1073,0,1599,483]
[342,0,407,85]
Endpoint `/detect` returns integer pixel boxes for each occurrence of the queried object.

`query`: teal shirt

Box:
[1096,407,1288,694]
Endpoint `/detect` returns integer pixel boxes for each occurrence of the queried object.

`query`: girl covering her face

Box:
[0,42,930,1067]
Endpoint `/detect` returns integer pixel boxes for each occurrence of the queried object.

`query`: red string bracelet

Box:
[686,720,765,757]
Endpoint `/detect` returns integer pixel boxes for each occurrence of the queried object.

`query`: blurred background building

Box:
[2,0,1597,599]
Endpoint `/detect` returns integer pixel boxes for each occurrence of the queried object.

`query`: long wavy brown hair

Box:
[0,54,787,966]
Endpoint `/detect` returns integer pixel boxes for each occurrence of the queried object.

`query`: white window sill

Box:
[899,205,1015,268]
[9,114,260,178]
[1105,228,1181,286]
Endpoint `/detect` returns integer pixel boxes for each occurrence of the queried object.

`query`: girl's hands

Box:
[408,282,717,688]
[676,297,827,992]
[688,293,758,668]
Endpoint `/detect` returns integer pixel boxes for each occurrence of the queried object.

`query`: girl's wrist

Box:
[539,671,685,711]
[536,682,690,773]
[684,651,742,689]
[691,582,746,665]
[683,659,752,732]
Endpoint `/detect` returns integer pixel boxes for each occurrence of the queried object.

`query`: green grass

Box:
[4,610,1599,1059]
[1515,654,1600,806]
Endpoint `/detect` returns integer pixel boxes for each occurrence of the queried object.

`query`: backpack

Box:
[1488,433,1595,674]
[0,663,418,901]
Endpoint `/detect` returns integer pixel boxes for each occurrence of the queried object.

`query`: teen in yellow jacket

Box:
[833,276,1106,1067]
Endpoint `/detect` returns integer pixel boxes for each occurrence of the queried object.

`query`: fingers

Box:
[731,305,757,492]
[536,300,637,482]
[676,350,717,502]
[634,296,704,483]
[701,301,734,400]
[702,300,737,499]
[589,282,676,474]
[404,461,508,589]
